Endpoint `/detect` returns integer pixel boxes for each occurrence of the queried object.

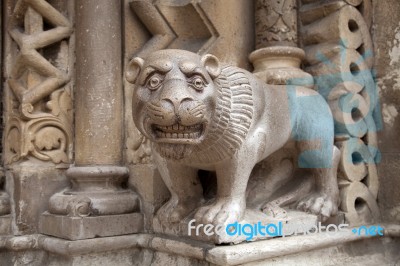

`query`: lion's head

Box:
[127,49,253,161]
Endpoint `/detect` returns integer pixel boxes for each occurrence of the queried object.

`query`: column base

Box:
[42,165,143,240]
[40,212,144,240]
[249,46,314,88]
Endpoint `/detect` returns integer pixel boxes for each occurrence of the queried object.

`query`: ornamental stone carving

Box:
[127,49,340,243]
[5,0,73,165]
[255,0,298,48]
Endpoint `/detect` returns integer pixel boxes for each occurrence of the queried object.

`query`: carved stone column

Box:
[3,0,74,235]
[40,0,143,240]
[249,0,313,87]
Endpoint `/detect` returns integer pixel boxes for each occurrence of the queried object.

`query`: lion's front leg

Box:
[194,157,256,226]
[154,152,203,224]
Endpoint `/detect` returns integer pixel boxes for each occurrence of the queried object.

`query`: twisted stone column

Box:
[41,0,142,240]
[250,0,313,87]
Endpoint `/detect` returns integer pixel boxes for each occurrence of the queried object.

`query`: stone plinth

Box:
[0,225,399,265]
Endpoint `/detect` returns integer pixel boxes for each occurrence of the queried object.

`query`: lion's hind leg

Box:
[261,173,314,219]
[296,146,341,221]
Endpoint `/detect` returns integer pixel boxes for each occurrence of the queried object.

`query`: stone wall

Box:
[373,0,400,223]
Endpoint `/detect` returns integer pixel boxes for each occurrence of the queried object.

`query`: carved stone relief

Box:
[251,0,313,90]
[0,0,397,264]
[125,0,254,166]
[124,0,255,231]
[4,0,73,165]
[255,0,298,48]
[1,0,74,235]
[127,49,340,243]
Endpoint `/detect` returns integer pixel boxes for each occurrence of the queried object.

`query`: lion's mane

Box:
[180,65,254,164]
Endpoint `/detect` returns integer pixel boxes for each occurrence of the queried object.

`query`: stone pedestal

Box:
[1,226,399,265]
[153,209,318,244]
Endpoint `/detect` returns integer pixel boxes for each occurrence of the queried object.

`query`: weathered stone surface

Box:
[372,0,400,224]
[128,164,169,231]
[42,0,143,240]
[1,229,399,265]
[40,213,143,241]
[7,162,68,235]
[0,216,11,235]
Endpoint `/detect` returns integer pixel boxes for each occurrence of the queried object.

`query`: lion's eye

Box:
[189,76,205,91]
[146,75,163,90]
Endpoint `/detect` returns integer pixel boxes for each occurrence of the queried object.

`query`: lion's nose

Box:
[161,97,194,113]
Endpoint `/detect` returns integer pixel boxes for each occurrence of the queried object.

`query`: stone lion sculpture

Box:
[126,49,340,227]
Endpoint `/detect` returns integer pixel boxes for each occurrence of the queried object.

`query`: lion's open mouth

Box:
[152,124,204,141]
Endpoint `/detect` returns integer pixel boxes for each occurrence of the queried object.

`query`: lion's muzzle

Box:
[145,97,207,144]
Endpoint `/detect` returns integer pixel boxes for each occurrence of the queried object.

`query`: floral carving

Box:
[5,0,73,164]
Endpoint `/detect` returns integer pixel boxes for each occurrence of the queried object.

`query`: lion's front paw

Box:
[194,197,245,225]
[157,198,197,223]
[296,193,338,222]
[262,203,288,219]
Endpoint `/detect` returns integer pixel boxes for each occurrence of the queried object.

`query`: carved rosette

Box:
[300,0,380,225]
[5,0,73,165]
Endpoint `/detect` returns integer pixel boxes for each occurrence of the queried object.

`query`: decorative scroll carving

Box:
[127,49,340,243]
[5,0,73,165]
[255,0,298,48]
[300,0,381,225]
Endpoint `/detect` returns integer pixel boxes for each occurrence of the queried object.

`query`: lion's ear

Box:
[126,57,144,84]
[201,54,221,79]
